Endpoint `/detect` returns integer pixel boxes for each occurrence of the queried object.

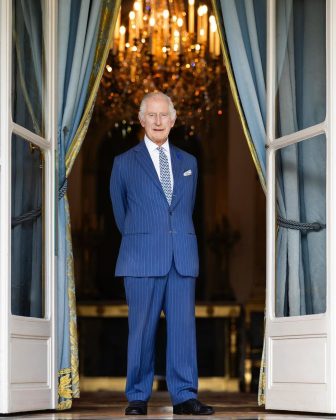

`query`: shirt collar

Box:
[144,134,170,153]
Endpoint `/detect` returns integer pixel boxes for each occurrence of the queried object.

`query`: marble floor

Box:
[2,392,336,420]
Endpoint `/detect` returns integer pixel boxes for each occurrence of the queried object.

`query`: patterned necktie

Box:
[158,146,172,205]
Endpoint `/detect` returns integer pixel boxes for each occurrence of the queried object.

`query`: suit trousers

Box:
[123,259,198,405]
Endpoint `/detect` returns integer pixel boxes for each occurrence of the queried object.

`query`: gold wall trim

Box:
[80,377,239,393]
[211,0,266,194]
[244,303,265,324]
[77,304,241,318]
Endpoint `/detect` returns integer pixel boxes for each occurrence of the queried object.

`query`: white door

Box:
[0,0,57,414]
[265,0,336,413]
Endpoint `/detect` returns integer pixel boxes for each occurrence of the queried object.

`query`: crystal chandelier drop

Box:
[95,0,226,135]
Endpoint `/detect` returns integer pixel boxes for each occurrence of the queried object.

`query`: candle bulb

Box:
[203,5,208,44]
[119,25,126,53]
[129,10,136,43]
[163,9,169,45]
[210,27,215,56]
[138,0,143,29]
[188,0,195,33]
[209,16,216,56]
[113,7,121,52]
[197,6,203,43]
[215,27,220,56]
[149,15,155,54]
[133,1,141,35]
[177,17,183,29]
[132,2,140,38]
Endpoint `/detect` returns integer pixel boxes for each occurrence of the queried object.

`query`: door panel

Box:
[271,336,327,384]
[11,336,50,383]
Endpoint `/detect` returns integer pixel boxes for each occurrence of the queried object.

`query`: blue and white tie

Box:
[158,146,172,205]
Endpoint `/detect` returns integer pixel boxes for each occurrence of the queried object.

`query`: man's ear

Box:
[139,115,145,127]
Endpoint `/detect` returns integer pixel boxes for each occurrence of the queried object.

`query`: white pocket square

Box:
[183,169,192,176]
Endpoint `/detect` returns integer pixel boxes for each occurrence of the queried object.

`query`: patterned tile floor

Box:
[1,392,335,420]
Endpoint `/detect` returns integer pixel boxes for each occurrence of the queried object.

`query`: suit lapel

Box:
[170,144,184,209]
[134,140,184,208]
[134,141,167,200]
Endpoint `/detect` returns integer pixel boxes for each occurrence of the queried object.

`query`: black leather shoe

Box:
[125,400,147,415]
[173,398,214,415]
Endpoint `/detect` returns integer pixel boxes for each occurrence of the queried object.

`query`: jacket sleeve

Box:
[110,156,127,234]
[192,156,198,211]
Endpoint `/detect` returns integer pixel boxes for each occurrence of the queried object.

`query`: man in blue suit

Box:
[110,92,214,416]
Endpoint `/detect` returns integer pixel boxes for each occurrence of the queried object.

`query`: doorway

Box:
[67,45,266,395]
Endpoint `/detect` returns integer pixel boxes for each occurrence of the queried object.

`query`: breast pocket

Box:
[182,172,194,192]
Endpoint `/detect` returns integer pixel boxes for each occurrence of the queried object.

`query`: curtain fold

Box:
[212,0,267,403]
[57,0,120,410]
[211,0,266,192]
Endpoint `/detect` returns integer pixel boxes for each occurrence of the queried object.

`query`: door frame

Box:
[265,0,336,413]
[0,0,58,413]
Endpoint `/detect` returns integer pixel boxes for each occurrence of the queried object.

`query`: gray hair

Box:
[138,91,177,121]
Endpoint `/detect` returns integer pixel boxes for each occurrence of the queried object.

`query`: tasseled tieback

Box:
[11,178,68,228]
[277,215,326,234]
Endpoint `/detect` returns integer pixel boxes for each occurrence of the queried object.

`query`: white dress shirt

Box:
[144,134,174,189]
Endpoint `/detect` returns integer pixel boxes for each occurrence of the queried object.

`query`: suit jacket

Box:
[110,139,199,277]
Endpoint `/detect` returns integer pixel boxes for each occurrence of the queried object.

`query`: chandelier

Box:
[95,0,226,136]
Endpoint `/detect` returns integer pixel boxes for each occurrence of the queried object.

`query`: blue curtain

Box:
[213,2,267,402]
[217,0,267,183]
[57,0,103,409]
[216,0,326,315]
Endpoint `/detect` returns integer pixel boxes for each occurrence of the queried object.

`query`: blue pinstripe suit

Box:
[110,139,199,404]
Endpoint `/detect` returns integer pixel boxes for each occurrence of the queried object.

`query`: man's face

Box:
[139,97,175,145]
